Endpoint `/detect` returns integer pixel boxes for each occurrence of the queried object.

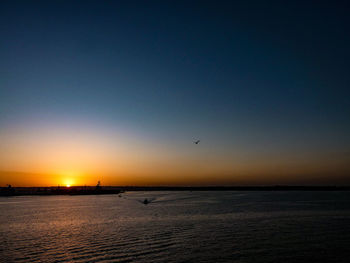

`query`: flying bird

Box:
[194,140,200,144]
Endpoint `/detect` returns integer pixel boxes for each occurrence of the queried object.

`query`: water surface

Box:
[1,191,350,262]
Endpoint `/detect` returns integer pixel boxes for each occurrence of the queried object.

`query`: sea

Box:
[1,191,350,262]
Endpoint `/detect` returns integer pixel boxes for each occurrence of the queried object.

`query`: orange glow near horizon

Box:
[1,121,350,187]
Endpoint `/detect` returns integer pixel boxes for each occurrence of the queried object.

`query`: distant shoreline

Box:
[1,185,350,196]
[111,186,350,191]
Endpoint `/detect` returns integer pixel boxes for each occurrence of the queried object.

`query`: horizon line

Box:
[4,185,350,188]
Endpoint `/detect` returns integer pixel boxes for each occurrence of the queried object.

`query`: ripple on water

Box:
[1,191,350,262]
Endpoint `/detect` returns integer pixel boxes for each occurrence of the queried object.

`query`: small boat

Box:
[143,198,149,205]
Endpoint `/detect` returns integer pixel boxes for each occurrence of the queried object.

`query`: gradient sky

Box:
[1,0,350,186]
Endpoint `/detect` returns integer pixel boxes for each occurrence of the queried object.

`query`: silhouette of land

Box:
[1,185,350,196]
[0,182,122,196]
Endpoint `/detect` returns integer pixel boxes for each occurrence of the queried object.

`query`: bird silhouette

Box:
[194,140,200,144]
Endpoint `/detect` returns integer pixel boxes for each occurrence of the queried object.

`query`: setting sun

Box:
[62,177,75,187]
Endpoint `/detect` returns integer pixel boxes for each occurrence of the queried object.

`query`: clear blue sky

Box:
[1,1,350,185]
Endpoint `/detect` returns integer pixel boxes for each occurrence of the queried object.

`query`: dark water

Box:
[1,191,350,263]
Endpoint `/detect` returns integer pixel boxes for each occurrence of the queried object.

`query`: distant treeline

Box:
[1,185,350,196]
[0,185,122,196]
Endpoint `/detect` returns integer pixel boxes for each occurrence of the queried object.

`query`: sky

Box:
[1,0,350,186]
